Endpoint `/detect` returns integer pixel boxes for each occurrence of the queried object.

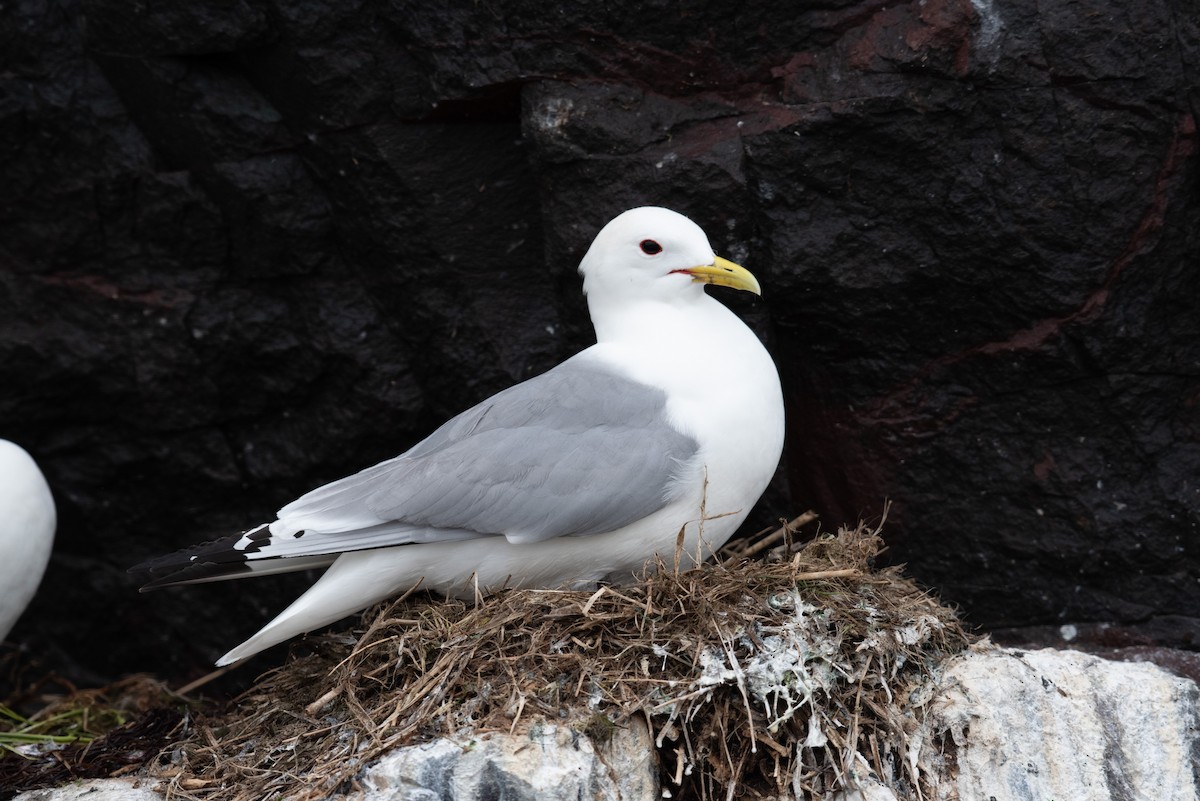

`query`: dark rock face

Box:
[1,0,1196,684]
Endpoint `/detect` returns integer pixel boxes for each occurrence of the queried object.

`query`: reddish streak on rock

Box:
[749,103,810,132]
[33,272,193,309]
[1032,452,1057,482]
[977,113,1196,356]
[849,0,976,74]
[865,112,1197,429]
[906,0,977,76]
[666,105,805,163]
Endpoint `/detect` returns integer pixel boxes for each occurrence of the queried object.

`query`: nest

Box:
[2,515,971,799]
[149,515,969,800]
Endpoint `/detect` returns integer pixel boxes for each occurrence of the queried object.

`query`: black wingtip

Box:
[127,530,257,590]
[129,524,345,590]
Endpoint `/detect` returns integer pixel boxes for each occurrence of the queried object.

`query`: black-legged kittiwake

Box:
[132,206,785,666]
[0,440,56,642]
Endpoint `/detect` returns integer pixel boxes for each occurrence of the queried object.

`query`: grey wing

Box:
[277,356,699,544]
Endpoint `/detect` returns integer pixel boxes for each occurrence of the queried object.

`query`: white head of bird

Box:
[578,207,760,325]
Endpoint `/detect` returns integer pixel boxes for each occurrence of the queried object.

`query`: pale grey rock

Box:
[337,717,659,801]
[13,778,164,801]
[917,646,1200,801]
[819,776,900,801]
[14,648,1199,801]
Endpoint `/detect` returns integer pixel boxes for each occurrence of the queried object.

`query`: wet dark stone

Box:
[1,0,1197,687]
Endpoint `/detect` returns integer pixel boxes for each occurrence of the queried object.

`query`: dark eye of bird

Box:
[639,239,663,255]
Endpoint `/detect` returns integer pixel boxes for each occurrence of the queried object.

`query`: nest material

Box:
[0,674,188,797]
[146,516,970,801]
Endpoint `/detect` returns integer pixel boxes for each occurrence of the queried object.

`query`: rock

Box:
[340,720,658,801]
[821,780,901,801]
[918,646,1200,801]
[13,777,163,801]
[1,0,1196,685]
[9,647,1199,800]
[319,645,1200,801]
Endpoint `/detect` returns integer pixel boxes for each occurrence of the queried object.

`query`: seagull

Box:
[0,440,57,643]
[133,206,785,666]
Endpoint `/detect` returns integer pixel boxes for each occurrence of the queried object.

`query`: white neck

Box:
[587,285,712,345]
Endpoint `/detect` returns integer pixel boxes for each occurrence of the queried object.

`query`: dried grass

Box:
[0,674,188,795]
[147,515,971,801]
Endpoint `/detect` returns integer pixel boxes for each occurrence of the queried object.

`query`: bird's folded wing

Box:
[131,358,700,589]
[275,356,700,546]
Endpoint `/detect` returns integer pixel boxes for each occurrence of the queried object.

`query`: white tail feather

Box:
[216,547,424,665]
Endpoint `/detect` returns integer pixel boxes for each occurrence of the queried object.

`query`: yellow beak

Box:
[681,256,762,296]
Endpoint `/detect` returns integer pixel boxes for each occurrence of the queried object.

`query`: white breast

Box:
[587,295,785,554]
